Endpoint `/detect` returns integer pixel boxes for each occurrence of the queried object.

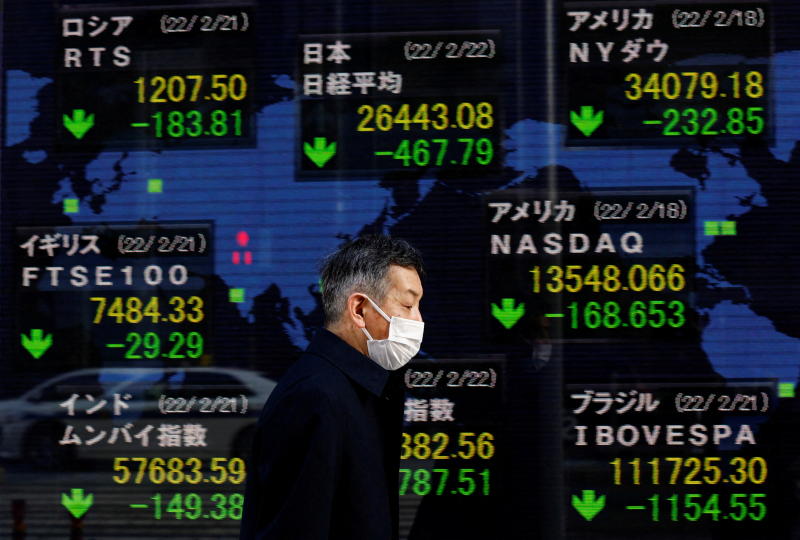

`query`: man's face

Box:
[363,264,423,340]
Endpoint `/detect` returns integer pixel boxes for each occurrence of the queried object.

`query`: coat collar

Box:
[307,328,393,399]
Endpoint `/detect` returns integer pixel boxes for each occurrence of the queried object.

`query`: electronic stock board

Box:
[2,0,800,538]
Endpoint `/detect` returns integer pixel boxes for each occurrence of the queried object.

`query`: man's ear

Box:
[345,293,368,329]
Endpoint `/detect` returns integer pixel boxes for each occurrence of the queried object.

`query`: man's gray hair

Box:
[320,235,424,326]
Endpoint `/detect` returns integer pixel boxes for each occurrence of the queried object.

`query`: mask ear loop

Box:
[363,294,392,322]
[360,294,389,342]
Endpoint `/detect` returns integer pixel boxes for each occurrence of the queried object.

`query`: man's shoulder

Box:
[262,349,356,416]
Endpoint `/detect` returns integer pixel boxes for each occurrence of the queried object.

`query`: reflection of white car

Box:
[0,367,276,468]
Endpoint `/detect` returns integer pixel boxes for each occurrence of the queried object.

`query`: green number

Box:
[186,110,202,137]
[603,301,621,328]
[702,494,721,521]
[746,107,765,134]
[152,112,164,138]
[209,493,227,520]
[399,469,411,495]
[166,111,185,137]
[729,493,748,521]
[125,332,142,359]
[629,301,647,328]
[187,332,204,358]
[667,300,686,328]
[433,469,449,495]
[393,140,411,167]
[479,469,490,495]
[700,108,718,135]
[184,493,202,520]
[166,493,184,519]
[458,469,476,495]
[684,493,702,521]
[412,139,430,166]
[432,139,448,166]
[663,109,680,136]
[413,468,432,495]
[647,300,666,328]
[457,138,474,165]
[681,108,699,135]
[168,332,186,359]
[475,138,493,165]
[584,302,602,329]
[143,332,160,359]
[727,108,745,134]
[151,493,163,520]
[210,110,228,136]
[748,494,766,521]
[228,493,244,520]
[232,109,243,136]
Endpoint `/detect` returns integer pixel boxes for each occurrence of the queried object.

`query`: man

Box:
[240,235,425,539]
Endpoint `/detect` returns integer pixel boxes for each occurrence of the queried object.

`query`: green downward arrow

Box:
[62,488,94,519]
[570,106,604,137]
[491,298,525,329]
[63,109,95,140]
[572,489,605,521]
[21,329,52,359]
[303,137,337,168]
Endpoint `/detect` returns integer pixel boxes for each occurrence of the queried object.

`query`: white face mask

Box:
[360,294,424,371]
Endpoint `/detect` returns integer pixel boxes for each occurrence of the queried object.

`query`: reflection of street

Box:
[0,464,242,538]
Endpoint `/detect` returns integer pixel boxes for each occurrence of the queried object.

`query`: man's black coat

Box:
[240,328,403,539]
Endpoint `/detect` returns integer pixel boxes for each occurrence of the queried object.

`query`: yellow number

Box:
[126,297,143,323]
[210,457,228,484]
[412,103,430,129]
[564,265,583,292]
[666,457,682,484]
[357,105,375,131]
[169,296,186,323]
[603,265,621,292]
[132,457,147,484]
[413,433,432,459]
[185,457,202,484]
[401,432,412,459]
[546,266,564,293]
[112,457,131,483]
[729,457,747,484]
[584,265,601,292]
[475,102,494,129]
[376,104,393,131]
[700,72,718,99]
[662,73,681,99]
[229,458,246,484]
[186,75,203,101]
[745,71,764,98]
[210,74,228,100]
[681,72,699,99]
[108,297,125,323]
[229,74,247,100]
[476,432,495,459]
[150,76,167,103]
[187,296,204,323]
[166,457,184,484]
[431,103,448,130]
[624,73,643,100]
[149,457,166,483]
[166,76,186,102]
[457,432,476,459]
[643,73,662,99]
[667,264,686,291]
[90,297,107,323]
[394,104,411,130]
[143,297,160,323]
